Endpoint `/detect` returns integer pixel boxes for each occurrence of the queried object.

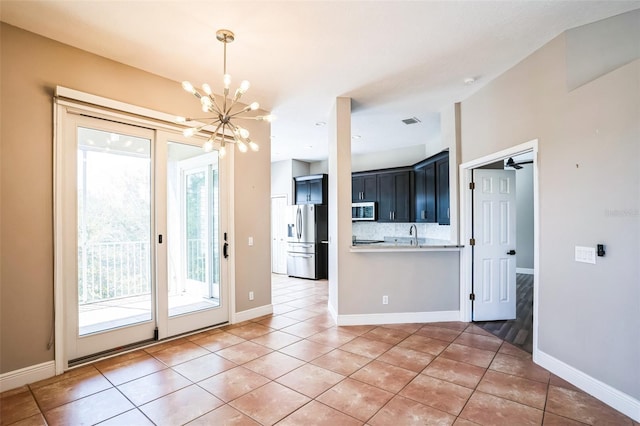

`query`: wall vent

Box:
[401,117,421,125]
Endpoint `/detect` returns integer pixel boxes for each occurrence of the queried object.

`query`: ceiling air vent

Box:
[402,117,421,125]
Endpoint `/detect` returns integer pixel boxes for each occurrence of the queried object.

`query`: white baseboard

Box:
[535,349,640,422]
[336,310,461,326]
[0,361,56,392]
[516,267,534,275]
[233,304,273,323]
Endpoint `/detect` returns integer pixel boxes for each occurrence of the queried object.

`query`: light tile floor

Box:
[2,275,638,425]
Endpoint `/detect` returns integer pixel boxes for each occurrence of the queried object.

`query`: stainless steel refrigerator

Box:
[287,204,328,280]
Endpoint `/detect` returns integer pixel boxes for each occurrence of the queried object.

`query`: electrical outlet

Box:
[249,291,254,301]
[382,295,389,305]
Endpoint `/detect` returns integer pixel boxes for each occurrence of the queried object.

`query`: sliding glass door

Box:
[60,112,228,363]
[156,136,227,338]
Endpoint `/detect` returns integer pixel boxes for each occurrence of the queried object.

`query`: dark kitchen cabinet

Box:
[377,170,413,222]
[352,173,377,202]
[413,151,449,224]
[414,161,436,222]
[294,174,327,205]
[436,157,450,225]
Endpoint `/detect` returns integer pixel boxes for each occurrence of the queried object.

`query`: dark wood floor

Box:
[474,273,533,353]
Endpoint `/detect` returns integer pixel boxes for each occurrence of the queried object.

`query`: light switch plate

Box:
[575,246,596,264]
[248,237,254,246]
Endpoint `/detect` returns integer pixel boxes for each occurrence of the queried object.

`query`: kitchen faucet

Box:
[409,224,418,246]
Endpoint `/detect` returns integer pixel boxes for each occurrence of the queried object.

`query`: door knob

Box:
[507,250,516,255]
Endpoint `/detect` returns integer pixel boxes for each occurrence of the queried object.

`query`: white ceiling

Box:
[2,1,638,163]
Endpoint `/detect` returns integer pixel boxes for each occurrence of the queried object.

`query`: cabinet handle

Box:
[447,208,450,218]
[389,211,392,220]
[421,210,425,220]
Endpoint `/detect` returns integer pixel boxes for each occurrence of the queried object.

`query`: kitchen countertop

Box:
[350,237,463,252]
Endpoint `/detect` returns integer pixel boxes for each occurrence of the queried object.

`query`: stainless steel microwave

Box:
[352,202,376,221]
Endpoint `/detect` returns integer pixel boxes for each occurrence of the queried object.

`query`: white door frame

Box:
[271,194,288,274]
[458,139,540,357]
[53,87,236,374]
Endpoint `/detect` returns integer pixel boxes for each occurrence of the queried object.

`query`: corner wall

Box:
[459,13,639,405]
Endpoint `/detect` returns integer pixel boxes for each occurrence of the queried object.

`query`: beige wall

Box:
[460,25,639,401]
[0,23,271,373]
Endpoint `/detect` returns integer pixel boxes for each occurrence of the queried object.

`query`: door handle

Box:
[507,250,516,255]
[223,242,229,258]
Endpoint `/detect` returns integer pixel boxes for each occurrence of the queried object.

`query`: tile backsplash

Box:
[352,222,451,242]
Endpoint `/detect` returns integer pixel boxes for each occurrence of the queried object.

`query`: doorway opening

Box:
[459,139,539,355]
[472,151,534,352]
[271,195,288,275]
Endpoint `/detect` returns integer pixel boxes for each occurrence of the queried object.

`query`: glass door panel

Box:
[167,142,220,317]
[77,127,153,335]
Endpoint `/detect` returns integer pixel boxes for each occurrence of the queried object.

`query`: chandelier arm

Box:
[225,98,241,116]
[227,122,243,139]
[207,95,223,115]
[229,109,256,118]
[184,116,221,122]
[209,122,223,139]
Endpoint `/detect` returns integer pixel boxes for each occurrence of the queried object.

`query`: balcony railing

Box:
[78,241,150,304]
[78,239,213,305]
[187,238,206,283]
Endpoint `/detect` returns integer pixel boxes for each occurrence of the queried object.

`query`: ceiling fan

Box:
[505,157,533,169]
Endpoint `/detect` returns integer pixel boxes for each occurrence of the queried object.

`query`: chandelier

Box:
[176,29,274,157]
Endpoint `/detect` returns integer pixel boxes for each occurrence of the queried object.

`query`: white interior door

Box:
[472,169,517,321]
[271,195,288,274]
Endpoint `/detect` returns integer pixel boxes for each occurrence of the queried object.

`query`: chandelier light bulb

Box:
[239,80,250,93]
[175,116,186,123]
[182,81,195,93]
[203,140,214,152]
[239,127,250,139]
[183,127,196,137]
[219,145,226,158]
[248,141,259,152]
[223,74,231,89]
[202,84,212,95]
[250,102,259,111]
[237,141,248,152]
[259,114,276,122]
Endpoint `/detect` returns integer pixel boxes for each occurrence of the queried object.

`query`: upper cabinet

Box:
[294,174,328,205]
[413,151,449,225]
[377,169,413,222]
[352,173,377,202]
[435,156,450,225]
[414,161,436,222]
[350,151,449,224]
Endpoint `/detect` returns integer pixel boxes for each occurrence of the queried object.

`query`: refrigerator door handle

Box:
[296,207,302,240]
